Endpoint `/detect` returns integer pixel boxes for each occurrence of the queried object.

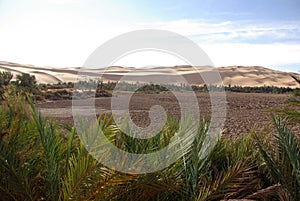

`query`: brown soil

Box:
[37,92,299,136]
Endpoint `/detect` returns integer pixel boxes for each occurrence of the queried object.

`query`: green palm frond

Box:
[61,147,97,200]
[255,116,300,200]
[0,93,41,200]
[196,132,262,201]
[197,160,261,201]
[269,109,300,123]
[291,74,300,84]
[29,100,63,201]
[245,184,283,200]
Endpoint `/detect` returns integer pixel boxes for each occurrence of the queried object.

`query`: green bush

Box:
[0,71,13,87]
[0,71,13,101]
[16,73,37,88]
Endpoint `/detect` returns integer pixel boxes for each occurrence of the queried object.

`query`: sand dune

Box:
[0,61,299,88]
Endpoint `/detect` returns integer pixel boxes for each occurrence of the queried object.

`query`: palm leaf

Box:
[255,116,300,200]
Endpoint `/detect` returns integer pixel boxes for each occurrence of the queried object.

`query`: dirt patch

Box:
[37,92,299,136]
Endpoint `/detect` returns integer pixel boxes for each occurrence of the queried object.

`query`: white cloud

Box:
[112,51,188,67]
[138,19,234,36]
[138,19,300,43]
[202,43,300,68]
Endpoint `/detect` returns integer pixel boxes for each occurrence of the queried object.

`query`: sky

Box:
[0,0,299,72]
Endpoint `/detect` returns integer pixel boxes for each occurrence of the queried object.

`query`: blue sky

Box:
[0,0,299,72]
[123,0,300,22]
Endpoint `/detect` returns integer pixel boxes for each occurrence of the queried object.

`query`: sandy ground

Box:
[37,92,300,136]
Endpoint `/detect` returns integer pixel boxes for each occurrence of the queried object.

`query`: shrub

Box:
[0,71,13,87]
[16,73,37,88]
[0,71,13,101]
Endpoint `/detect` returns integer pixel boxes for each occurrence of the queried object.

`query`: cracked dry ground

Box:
[37,92,300,137]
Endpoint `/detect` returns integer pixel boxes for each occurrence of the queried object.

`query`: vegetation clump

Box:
[0,71,13,101]
[0,88,299,200]
[15,73,37,88]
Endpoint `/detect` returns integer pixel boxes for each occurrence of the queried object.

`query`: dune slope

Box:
[0,61,299,87]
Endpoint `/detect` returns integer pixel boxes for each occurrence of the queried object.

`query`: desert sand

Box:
[0,61,299,87]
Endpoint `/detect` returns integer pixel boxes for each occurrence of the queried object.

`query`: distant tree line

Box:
[41,80,299,94]
[224,84,295,94]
